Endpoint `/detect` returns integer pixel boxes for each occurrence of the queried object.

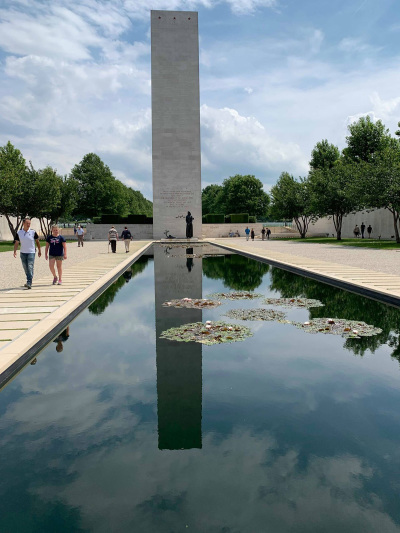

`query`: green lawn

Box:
[276,237,400,249]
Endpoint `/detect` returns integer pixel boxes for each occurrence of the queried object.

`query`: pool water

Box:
[1,244,400,533]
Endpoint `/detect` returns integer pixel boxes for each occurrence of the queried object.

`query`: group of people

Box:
[245,227,271,241]
[13,218,134,289]
[353,222,373,238]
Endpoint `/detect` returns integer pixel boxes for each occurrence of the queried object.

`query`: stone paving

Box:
[0,241,152,376]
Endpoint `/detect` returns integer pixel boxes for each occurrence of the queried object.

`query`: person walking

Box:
[261,227,266,241]
[361,222,366,239]
[245,227,250,241]
[266,228,271,240]
[108,226,118,253]
[367,224,373,238]
[250,228,255,241]
[120,226,132,253]
[13,217,42,289]
[76,225,84,247]
[45,225,67,285]
[73,224,77,236]
[353,225,360,238]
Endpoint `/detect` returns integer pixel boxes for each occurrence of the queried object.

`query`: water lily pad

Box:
[207,292,263,300]
[263,297,324,309]
[162,298,222,309]
[160,321,253,345]
[292,318,382,339]
[224,308,289,322]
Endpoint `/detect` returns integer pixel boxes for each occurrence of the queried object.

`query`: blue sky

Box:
[0,0,400,200]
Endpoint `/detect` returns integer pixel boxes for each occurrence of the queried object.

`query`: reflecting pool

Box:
[1,245,400,532]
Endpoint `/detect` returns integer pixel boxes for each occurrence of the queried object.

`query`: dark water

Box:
[1,245,400,533]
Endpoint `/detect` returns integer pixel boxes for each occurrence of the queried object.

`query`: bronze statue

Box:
[186,211,193,238]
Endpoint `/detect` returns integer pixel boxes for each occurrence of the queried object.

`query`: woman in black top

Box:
[251,228,255,241]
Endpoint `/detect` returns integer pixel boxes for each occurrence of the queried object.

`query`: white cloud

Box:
[200,104,307,182]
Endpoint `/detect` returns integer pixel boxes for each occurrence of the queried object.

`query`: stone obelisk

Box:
[151,10,202,239]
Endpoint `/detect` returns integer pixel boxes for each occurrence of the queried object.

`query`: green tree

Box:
[310,139,340,170]
[0,141,32,238]
[71,153,124,219]
[308,159,362,240]
[360,146,400,242]
[270,172,315,238]
[202,184,224,215]
[343,115,392,163]
[223,174,269,217]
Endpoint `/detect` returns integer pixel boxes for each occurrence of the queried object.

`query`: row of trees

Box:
[202,174,270,217]
[0,142,152,238]
[270,117,400,240]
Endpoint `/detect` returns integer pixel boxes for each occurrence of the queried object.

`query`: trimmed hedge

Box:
[92,217,101,224]
[101,214,122,224]
[205,213,225,223]
[248,216,256,223]
[229,213,249,223]
[225,215,231,223]
[126,214,147,224]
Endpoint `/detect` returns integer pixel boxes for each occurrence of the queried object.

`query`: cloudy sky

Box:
[1,0,400,200]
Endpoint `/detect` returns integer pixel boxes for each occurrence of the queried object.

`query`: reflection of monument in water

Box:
[154,246,202,450]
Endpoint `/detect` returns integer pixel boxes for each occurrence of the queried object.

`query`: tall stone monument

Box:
[151,10,202,239]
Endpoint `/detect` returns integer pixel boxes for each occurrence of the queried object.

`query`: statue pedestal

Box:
[160,238,199,243]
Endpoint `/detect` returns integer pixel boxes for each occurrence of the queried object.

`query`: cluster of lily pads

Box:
[207,291,263,300]
[161,290,382,345]
[292,318,382,339]
[160,321,252,345]
[263,297,324,309]
[162,298,221,309]
[224,308,289,322]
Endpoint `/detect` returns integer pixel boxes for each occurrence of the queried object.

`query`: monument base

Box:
[160,238,199,243]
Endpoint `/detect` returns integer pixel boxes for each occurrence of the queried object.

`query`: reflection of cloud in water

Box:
[26,428,398,533]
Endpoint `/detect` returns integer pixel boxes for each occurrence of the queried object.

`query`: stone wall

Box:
[309,208,396,239]
[85,224,153,240]
[201,224,296,238]
[0,216,44,241]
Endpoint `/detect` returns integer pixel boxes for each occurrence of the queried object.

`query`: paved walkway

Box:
[0,241,151,377]
[212,239,400,305]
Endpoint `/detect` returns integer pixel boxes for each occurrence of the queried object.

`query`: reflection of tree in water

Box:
[203,254,270,291]
[89,256,150,315]
[270,267,400,361]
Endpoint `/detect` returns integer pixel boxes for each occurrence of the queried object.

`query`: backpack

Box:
[125,230,131,239]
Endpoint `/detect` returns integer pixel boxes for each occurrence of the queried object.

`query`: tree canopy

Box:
[343,115,393,163]
[310,139,340,170]
[270,172,314,238]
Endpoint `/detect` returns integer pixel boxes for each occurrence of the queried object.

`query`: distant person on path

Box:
[361,222,366,239]
[186,211,194,238]
[261,227,266,241]
[266,228,271,240]
[13,217,42,289]
[45,225,67,285]
[73,224,77,236]
[121,226,132,253]
[367,224,373,238]
[251,228,255,241]
[108,226,118,253]
[353,225,360,238]
[245,227,250,241]
[76,225,84,247]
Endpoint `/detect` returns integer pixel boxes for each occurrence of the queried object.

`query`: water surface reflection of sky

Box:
[0,250,400,532]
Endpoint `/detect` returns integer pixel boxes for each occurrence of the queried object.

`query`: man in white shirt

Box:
[13,217,42,289]
[76,225,84,247]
